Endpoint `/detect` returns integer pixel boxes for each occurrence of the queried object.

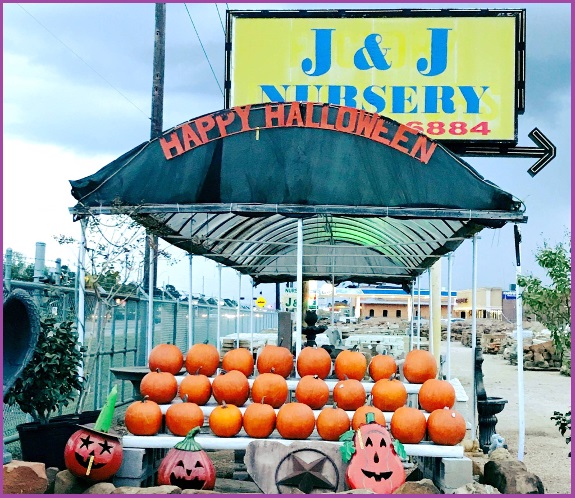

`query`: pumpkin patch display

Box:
[317,403,351,441]
[418,378,456,413]
[251,372,288,408]
[140,369,178,404]
[157,427,216,490]
[334,349,367,381]
[185,342,220,377]
[211,369,250,406]
[333,378,366,411]
[427,407,467,446]
[295,375,329,410]
[371,376,407,412]
[276,403,315,439]
[178,371,212,406]
[243,399,277,438]
[222,347,254,377]
[368,354,397,382]
[390,406,427,444]
[165,397,205,436]
[402,349,438,384]
[351,405,386,431]
[209,402,243,437]
[125,396,163,435]
[148,343,184,375]
[341,413,406,494]
[296,346,332,379]
[64,386,123,482]
[256,344,294,378]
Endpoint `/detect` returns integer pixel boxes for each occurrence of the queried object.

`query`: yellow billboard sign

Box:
[226,10,524,144]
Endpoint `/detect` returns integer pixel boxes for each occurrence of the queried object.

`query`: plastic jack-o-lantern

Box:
[64,385,123,482]
[157,427,216,490]
[340,412,406,494]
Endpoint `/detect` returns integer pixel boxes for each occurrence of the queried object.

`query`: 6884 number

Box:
[405,121,491,137]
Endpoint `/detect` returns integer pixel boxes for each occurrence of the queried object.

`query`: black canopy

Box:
[70,102,526,287]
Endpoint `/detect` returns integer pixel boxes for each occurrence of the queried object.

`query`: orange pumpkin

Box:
[333,378,366,411]
[165,398,205,436]
[371,377,407,412]
[256,345,293,378]
[276,403,315,440]
[427,407,467,446]
[368,354,397,382]
[125,397,163,435]
[317,404,351,441]
[149,343,184,375]
[351,405,386,431]
[243,400,276,438]
[251,372,288,408]
[209,402,243,437]
[334,350,367,381]
[140,369,178,404]
[296,346,332,379]
[295,375,330,410]
[185,343,220,377]
[178,371,212,406]
[222,347,254,377]
[402,349,438,384]
[390,406,427,444]
[418,379,456,413]
[211,370,250,406]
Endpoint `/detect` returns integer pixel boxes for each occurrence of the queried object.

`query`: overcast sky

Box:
[3,2,571,304]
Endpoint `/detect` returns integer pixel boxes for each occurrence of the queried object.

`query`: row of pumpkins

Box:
[124,343,466,446]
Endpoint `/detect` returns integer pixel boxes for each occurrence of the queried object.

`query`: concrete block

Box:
[115,448,148,478]
[438,457,473,490]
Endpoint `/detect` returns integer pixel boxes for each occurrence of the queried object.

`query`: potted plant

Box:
[4,316,98,469]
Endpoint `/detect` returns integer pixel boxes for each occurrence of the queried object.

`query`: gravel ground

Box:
[445,341,572,494]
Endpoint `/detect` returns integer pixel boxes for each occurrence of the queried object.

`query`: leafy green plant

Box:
[551,410,571,457]
[4,317,85,424]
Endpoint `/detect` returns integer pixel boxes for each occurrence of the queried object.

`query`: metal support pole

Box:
[5,247,13,292]
[446,253,453,381]
[188,255,193,349]
[217,264,222,353]
[514,225,525,461]
[77,220,87,378]
[250,279,255,353]
[471,234,478,440]
[417,275,421,349]
[236,272,241,348]
[296,219,303,362]
[146,235,155,360]
[409,280,415,351]
[431,261,441,363]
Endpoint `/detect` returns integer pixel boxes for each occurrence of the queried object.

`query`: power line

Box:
[214,3,225,34]
[16,3,150,121]
[184,3,224,97]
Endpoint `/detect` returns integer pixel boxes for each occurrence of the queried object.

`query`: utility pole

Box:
[143,3,166,292]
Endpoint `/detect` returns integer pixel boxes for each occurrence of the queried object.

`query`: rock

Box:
[533,352,544,363]
[3,460,48,494]
[453,482,501,494]
[462,439,480,453]
[46,466,59,494]
[467,454,489,477]
[181,491,219,494]
[114,485,182,493]
[336,489,375,494]
[245,440,346,494]
[488,448,513,461]
[54,469,93,494]
[483,460,544,494]
[393,479,440,494]
[524,360,535,368]
[213,478,262,493]
[85,482,116,494]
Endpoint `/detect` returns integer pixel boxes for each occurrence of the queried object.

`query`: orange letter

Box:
[215,111,235,137]
[194,115,216,143]
[389,124,413,154]
[235,105,252,131]
[370,118,391,145]
[285,103,304,127]
[410,136,438,164]
[304,102,320,128]
[265,104,285,127]
[335,106,358,133]
[181,124,203,151]
[319,105,335,130]
[160,131,184,159]
[355,110,379,137]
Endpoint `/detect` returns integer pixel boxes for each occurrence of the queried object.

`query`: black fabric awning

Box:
[70,102,526,287]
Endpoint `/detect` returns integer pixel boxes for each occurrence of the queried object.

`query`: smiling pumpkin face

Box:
[64,428,123,482]
[345,423,406,493]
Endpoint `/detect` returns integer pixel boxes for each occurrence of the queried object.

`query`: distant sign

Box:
[256,296,267,308]
[226,9,525,145]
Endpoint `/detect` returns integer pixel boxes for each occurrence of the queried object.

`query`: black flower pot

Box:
[16,411,99,469]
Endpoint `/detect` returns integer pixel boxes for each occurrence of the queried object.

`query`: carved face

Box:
[158,449,216,490]
[64,428,123,482]
[345,423,406,494]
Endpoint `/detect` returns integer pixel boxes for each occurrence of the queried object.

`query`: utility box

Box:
[277,312,293,350]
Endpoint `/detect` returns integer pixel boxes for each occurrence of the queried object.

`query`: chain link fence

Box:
[3,278,277,454]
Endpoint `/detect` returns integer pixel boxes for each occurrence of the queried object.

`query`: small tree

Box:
[517,234,571,366]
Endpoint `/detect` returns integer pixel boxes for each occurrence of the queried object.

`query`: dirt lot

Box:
[446,341,572,494]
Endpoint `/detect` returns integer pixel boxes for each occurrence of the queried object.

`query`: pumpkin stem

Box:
[182,394,189,403]
[174,426,204,452]
[156,368,161,373]
[195,367,202,375]
[365,411,376,424]
[203,339,209,344]
[221,401,227,408]
[271,367,276,374]
[142,395,150,403]
[313,375,319,380]
[278,338,284,347]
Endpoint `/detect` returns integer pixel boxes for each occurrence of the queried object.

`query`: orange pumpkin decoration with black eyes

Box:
[148,343,184,375]
[222,347,254,377]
